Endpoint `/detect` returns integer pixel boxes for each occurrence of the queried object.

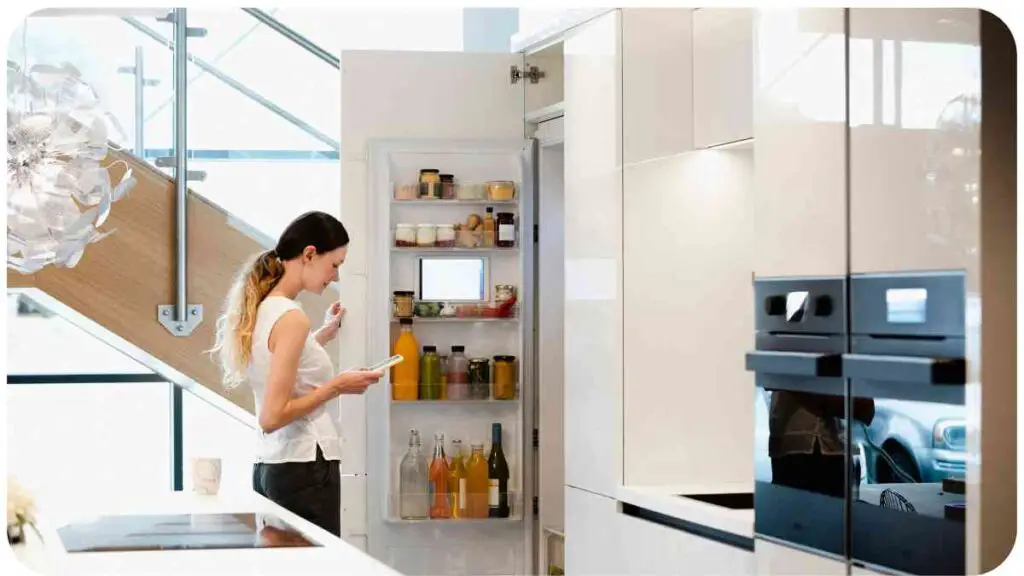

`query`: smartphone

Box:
[365,354,404,372]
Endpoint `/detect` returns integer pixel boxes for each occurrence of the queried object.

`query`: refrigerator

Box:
[339,48,562,575]
[749,7,983,576]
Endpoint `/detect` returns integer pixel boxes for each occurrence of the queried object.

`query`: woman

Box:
[211,211,383,537]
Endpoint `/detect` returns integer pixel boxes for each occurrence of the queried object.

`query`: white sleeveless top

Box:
[247,296,342,463]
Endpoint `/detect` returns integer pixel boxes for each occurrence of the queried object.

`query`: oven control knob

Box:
[764,295,786,316]
[814,295,834,317]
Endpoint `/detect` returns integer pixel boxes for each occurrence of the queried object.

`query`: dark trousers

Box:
[770,445,846,498]
[252,446,341,537]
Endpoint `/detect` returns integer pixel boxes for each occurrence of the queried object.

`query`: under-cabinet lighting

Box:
[706,138,754,151]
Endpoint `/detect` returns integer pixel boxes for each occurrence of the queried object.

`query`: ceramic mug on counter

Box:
[191,457,222,495]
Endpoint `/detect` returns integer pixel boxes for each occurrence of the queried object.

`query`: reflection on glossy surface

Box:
[849,8,980,274]
[58,513,318,552]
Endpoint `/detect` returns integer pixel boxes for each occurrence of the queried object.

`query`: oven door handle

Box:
[842,353,966,385]
[745,350,843,378]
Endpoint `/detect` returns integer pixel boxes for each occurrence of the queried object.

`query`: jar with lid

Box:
[487,181,515,201]
[393,291,415,319]
[468,358,490,400]
[395,223,416,247]
[439,174,456,200]
[492,356,517,400]
[494,285,517,306]
[416,224,437,247]
[419,169,441,199]
[496,213,516,248]
[436,224,456,248]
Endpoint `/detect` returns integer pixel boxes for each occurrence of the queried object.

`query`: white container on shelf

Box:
[395,223,417,247]
[436,224,457,247]
[416,224,437,247]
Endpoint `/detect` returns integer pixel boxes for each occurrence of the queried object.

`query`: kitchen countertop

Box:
[616,483,755,541]
[8,489,401,576]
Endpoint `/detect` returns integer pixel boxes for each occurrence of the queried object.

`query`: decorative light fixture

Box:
[7,61,137,273]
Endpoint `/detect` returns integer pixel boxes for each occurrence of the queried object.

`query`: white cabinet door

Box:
[621,8,695,163]
[752,8,847,278]
[847,8,981,274]
[563,9,624,499]
[693,8,754,148]
[755,539,847,575]
[565,487,622,575]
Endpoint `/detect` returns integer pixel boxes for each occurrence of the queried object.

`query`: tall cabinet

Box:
[752,8,1014,576]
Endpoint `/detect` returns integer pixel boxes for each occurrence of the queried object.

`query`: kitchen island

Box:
[7,489,400,576]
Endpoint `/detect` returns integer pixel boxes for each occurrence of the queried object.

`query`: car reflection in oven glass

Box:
[853,400,966,485]
[756,396,966,486]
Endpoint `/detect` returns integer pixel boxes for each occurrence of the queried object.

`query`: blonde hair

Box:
[211,250,285,389]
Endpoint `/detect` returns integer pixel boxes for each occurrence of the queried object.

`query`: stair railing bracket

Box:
[158,304,203,336]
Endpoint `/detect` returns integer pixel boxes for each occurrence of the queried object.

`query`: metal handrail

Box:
[120,16,340,151]
[242,8,339,69]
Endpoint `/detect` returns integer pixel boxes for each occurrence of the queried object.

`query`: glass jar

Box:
[395,223,416,247]
[436,224,456,248]
[416,224,437,247]
[419,169,441,199]
[440,174,456,200]
[487,181,515,201]
[492,356,517,400]
[468,358,491,400]
[496,212,516,248]
[494,284,516,306]
[395,184,418,201]
[393,291,415,319]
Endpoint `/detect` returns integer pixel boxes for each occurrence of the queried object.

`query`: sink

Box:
[677,492,754,510]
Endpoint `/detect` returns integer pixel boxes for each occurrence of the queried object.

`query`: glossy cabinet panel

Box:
[563,10,624,498]
[752,9,848,278]
[848,9,981,274]
[693,8,755,148]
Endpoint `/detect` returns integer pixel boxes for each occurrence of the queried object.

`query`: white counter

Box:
[7,490,400,576]
[616,483,755,540]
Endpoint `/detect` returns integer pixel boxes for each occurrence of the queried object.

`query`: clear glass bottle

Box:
[399,429,428,519]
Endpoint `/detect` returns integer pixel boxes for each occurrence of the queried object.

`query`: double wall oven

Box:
[749,272,967,575]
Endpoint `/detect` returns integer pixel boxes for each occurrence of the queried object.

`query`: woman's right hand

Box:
[333,369,384,395]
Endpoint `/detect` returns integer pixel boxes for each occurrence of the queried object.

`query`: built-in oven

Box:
[747,277,849,561]
[846,272,967,575]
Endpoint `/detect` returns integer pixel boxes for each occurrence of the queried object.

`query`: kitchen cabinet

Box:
[621,8,695,163]
[847,8,981,274]
[565,487,623,575]
[752,8,847,278]
[693,8,754,148]
[563,9,624,499]
[755,539,846,575]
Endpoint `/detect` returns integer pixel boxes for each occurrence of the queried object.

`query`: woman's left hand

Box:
[316,301,345,344]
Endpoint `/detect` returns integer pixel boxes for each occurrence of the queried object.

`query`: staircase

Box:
[7,149,337,417]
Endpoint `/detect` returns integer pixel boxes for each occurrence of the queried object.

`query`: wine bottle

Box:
[487,423,510,518]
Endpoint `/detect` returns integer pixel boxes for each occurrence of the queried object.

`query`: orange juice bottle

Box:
[466,443,489,518]
[447,439,467,519]
[392,319,419,401]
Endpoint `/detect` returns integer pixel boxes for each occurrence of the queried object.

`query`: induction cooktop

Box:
[57,513,321,553]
